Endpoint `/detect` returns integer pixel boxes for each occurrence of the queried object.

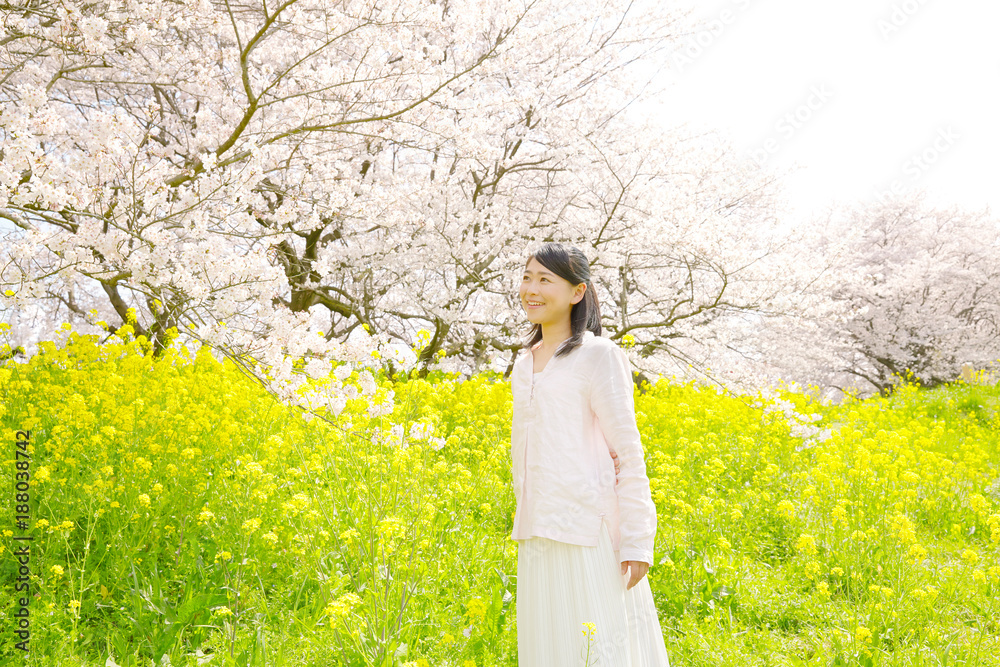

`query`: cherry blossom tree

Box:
[2,0,820,411]
[0,0,699,410]
[745,190,1000,399]
[564,114,794,387]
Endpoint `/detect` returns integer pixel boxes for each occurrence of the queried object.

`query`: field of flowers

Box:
[1,324,999,666]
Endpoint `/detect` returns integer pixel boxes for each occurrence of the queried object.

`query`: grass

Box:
[1,325,997,665]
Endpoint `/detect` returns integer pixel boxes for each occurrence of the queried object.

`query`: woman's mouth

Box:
[526,301,544,309]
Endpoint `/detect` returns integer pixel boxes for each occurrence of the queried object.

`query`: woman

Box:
[511,242,671,666]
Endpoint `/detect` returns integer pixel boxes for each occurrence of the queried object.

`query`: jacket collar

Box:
[517,329,596,372]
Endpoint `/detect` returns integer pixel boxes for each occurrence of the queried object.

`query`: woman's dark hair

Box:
[521,242,602,357]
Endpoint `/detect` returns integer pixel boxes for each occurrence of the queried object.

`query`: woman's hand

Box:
[612,450,647,589]
[620,560,649,590]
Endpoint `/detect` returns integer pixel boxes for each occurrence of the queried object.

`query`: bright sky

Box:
[649,0,1000,223]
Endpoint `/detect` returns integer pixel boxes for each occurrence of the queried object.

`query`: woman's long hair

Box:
[520,242,602,357]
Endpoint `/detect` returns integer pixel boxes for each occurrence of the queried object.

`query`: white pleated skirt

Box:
[516,517,671,666]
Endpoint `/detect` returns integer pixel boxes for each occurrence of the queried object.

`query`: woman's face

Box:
[519,257,586,327]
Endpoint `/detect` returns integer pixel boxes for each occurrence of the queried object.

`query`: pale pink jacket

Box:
[509,329,658,566]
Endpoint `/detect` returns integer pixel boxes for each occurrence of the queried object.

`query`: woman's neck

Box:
[537,322,572,352]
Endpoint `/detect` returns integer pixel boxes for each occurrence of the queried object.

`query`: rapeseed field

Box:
[1,324,998,666]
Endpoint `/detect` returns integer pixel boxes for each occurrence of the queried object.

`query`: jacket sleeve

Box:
[589,343,657,566]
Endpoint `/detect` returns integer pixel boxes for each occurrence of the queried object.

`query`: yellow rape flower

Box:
[889,512,916,545]
[465,597,487,622]
[831,505,848,527]
[325,592,362,626]
[776,499,795,519]
[795,533,818,556]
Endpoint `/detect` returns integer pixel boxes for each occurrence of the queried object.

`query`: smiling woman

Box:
[518,244,601,367]
[512,242,671,666]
